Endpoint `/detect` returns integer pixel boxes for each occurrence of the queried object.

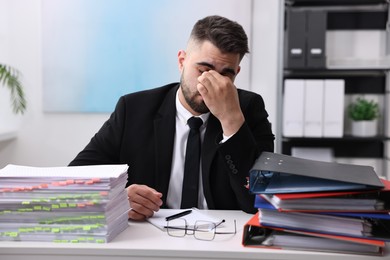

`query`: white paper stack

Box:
[0,164,130,243]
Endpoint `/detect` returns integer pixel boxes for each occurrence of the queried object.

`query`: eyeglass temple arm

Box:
[214,220,237,234]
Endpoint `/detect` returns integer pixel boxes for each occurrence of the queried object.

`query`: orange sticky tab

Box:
[77,203,86,208]
[91,178,101,183]
[52,182,60,186]
[66,179,75,185]
[40,184,49,188]
[85,180,94,185]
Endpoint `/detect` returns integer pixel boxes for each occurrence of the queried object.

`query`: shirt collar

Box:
[176,89,210,126]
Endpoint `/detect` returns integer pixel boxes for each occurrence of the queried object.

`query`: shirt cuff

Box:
[220,132,235,144]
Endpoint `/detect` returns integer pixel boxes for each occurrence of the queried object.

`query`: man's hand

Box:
[197,70,244,136]
[127,184,163,221]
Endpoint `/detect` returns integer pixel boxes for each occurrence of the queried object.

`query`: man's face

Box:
[178,40,241,115]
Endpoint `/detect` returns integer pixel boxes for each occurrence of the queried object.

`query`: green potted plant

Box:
[0,63,26,114]
[348,96,379,137]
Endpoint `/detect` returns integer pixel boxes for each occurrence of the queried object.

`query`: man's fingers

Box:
[129,191,161,211]
[129,202,156,219]
[126,184,163,221]
[128,208,154,221]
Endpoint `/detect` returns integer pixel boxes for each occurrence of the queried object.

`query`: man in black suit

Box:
[69,15,274,220]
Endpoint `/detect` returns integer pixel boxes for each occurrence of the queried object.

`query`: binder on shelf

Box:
[282,79,305,137]
[242,212,385,256]
[303,80,324,137]
[323,79,345,137]
[249,152,384,194]
[306,10,327,68]
[285,9,306,69]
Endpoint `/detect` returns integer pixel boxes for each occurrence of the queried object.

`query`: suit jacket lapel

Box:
[154,85,178,203]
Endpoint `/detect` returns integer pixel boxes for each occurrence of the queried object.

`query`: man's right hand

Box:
[126,184,163,221]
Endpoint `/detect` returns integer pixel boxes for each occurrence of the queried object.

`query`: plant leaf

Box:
[0,64,26,114]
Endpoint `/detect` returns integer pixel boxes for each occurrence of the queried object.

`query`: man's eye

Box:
[198,69,205,75]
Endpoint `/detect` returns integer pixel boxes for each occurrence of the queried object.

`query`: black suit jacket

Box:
[69,83,274,213]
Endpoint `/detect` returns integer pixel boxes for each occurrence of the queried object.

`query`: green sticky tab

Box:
[52,204,60,209]
[71,239,79,243]
[68,203,77,208]
[51,228,60,233]
[18,228,27,233]
[43,206,51,211]
[22,201,30,205]
[34,206,42,210]
[83,226,91,231]
[59,203,68,208]
[96,239,105,243]
[9,232,18,237]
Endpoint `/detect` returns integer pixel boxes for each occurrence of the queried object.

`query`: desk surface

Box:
[0,210,388,260]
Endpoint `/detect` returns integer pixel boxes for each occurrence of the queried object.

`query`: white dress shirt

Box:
[166,90,210,209]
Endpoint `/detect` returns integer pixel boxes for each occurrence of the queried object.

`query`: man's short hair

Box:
[190,15,249,61]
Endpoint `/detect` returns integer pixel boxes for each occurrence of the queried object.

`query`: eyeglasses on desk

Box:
[166,219,237,241]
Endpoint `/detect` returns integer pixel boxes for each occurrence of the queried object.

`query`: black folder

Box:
[249,152,384,194]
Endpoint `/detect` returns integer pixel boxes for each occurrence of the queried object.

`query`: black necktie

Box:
[181,117,203,209]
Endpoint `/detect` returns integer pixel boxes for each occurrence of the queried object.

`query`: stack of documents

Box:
[0,164,130,243]
[242,152,389,256]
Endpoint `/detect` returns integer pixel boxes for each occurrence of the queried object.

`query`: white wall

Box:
[0,0,281,167]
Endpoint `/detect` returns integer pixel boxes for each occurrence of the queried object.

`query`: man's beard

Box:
[180,74,209,114]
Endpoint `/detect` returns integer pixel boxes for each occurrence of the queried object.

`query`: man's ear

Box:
[177,50,186,72]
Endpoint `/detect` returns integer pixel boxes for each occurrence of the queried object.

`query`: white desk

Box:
[0,210,387,260]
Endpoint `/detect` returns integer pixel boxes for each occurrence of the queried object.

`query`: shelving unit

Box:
[278,0,390,178]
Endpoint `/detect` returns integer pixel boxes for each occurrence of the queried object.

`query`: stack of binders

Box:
[242,152,389,256]
[0,164,130,243]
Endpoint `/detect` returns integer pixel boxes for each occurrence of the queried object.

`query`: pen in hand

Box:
[165,209,192,221]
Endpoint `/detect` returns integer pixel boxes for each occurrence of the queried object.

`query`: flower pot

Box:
[351,120,377,137]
